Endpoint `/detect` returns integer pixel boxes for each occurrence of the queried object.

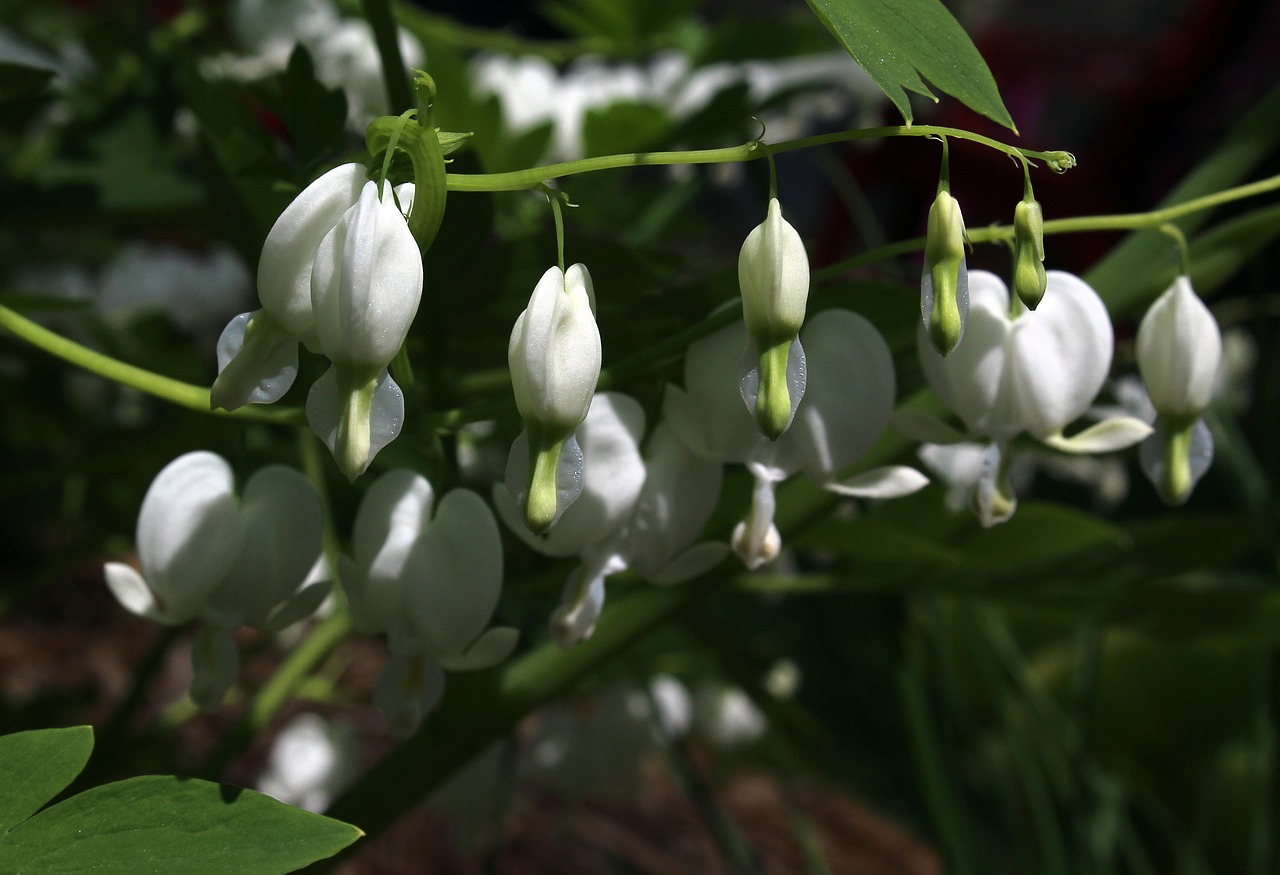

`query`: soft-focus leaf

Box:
[802,0,1014,130]
[583,102,670,157]
[0,726,93,833]
[0,775,362,874]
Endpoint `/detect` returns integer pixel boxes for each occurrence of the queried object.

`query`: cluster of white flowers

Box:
[202,0,424,129]
[101,36,1227,754]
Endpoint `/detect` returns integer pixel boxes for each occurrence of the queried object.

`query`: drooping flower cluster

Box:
[901,270,1155,525]
[344,470,518,737]
[104,452,329,711]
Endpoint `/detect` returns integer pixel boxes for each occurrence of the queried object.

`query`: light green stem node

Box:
[1159,416,1196,506]
[524,435,565,533]
[335,366,381,483]
[755,338,794,440]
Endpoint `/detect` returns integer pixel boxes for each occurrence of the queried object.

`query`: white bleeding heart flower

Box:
[212,162,369,411]
[345,470,517,737]
[738,197,810,439]
[103,452,328,711]
[905,270,1150,525]
[257,713,360,813]
[664,309,927,570]
[1136,275,1223,505]
[495,393,726,649]
[506,263,602,533]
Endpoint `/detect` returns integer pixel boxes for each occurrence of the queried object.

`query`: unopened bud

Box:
[921,189,969,356]
[1012,197,1047,309]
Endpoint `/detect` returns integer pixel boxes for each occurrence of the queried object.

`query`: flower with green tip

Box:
[506,263,602,533]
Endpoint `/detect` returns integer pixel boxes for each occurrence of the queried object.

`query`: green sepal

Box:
[755,338,794,441]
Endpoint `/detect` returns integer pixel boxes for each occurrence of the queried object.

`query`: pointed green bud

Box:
[921,189,968,356]
[1012,197,1047,309]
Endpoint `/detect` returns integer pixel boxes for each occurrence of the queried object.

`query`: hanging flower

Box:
[344,470,517,737]
[664,309,927,569]
[921,187,968,355]
[212,162,369,411]
[1136,275,1223,505]
[900,270,1151,525]
[103,452,328,711]
[505,263,602,533]
[738,197,810,439]
[494,393,726,648]
[306,179,423,482]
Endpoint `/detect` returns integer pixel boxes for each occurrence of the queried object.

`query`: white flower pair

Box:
[103,452,329,711]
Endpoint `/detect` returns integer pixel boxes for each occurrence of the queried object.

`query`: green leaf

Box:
[0,776,362,874]
[0,726,93,833]
[802,0,1015,131]
[0,61,55,102]
[583,102,670,157]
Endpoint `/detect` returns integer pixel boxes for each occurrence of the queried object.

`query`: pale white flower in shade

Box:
[257,713,360,813]
[664,309,927,570]
[426,743,512,852]
[496,393,726,648]
[738,197,810,439]
[524,679,689,802]
[692,683,767,750]
[1136,276,1223,505]
[98,244,252,340]
[103,452,328,711]
[505,264,602,533]
[901,270,1151,525]
[344,470,518,737]
[213,0,423,129]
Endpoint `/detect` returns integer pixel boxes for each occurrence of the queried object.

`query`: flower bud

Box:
[738,198,810,439]
[1136,276,1222,506]
[508,264,602,532]
[1012,197,1047,309]
[1136,276,1222,419]
[921,189,969,356]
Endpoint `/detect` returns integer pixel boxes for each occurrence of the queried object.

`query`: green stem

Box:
[445,125,1075,193]
[0,303,303,424]
[360,0,412,114]
[200,612,352,779]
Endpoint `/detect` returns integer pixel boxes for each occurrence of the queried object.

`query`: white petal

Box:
[1137,276,1222,417]
[917,271,1015,438]
[212,310,299,409]
[405,489,503,657]
[1005,271,1113,439]
[663,321,770,464]
[1041,416,1154,454]
[208,465,323,629]
[499,393,647,557]
[826,465,930,498]
[775,309,896,481]
[258,163,367,336]
[103,562,165,623]
[348,469,433,636]
[136,452,244,623]
[623,421,724,580]
[311,181,423,367]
